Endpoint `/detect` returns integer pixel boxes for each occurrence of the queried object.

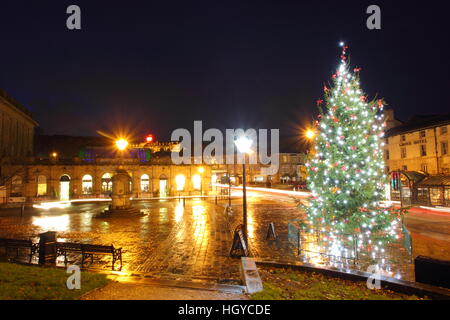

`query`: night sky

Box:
[1,1,449,151]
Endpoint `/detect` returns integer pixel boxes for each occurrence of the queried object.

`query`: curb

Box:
[254,258,450,300]
[105,274,247,295]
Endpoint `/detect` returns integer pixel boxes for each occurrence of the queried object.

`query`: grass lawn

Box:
[252,266,427,300]
[0,262,110,300]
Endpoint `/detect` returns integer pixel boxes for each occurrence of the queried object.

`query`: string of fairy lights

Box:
[303,43,402,261]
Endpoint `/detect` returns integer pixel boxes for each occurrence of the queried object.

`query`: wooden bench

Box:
[0,238,39,263]
[56,242,83,266]
[56,242,122,271]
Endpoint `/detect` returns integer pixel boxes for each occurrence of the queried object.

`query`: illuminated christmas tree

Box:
[305,44,400,244]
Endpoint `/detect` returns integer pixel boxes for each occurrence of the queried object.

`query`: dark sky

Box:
[1,1,449,150]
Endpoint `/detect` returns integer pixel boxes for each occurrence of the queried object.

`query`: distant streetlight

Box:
[51,152,58,158]
[234,136,252,253]
[305,129,316,140]
[115,139,129,151]
[304,129,316,154]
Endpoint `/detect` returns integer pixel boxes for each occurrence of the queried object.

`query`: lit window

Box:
[175,174,186,191]
[192,175,201,190]
[82,174,93,194]
[102,173,112,193]
[37,175,47,196]
[140,174,150,192]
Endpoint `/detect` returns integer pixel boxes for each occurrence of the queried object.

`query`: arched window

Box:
[82,174,93,194]
[59,175,71,201]
[37,175,47,196]
[141,174,150,192]
[11,175,23,196]
[175,174,186,191]
[192,174,201,190]
[102,173,112,193]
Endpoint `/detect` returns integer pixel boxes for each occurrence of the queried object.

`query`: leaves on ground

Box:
[251,267,426,300]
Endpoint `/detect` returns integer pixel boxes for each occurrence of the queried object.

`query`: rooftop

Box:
[0,88,35,120]
[385,113,450,137]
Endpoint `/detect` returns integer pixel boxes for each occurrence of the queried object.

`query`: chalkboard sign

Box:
[266,222,277,240]
[230,224,248,257]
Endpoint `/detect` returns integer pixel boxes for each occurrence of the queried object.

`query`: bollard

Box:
[183,197,185,207]
[215,196,217,205]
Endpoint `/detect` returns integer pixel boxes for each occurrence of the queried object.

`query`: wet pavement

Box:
[0,190,449,283]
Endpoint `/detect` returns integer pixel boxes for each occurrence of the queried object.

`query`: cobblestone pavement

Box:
[0,199,243,282]
[1,190,447,283]
[81,281,249,300]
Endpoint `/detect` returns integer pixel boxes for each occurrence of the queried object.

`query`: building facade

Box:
[384,112,450,207]
[384,114,450,174]
[0,89,37,162]
[2,159,213,203]
[0,89,38,203]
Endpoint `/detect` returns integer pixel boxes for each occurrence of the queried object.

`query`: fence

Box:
[288,219,358,264]
[288,219,413,265]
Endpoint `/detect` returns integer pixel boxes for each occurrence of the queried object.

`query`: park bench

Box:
[56,242,122,271]
[0,238,39,263]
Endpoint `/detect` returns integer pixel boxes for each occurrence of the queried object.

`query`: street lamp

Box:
[115,139,129,151]
[304,129,316,154]
[234,136,252,251]
[305,129,315,140]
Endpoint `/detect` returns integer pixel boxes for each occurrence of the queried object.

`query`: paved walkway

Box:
[2,190,449,283]
[81,281,248,300]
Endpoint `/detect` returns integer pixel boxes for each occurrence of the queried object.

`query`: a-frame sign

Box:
[230,224,249,257]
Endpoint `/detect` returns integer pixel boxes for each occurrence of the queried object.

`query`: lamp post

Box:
[234,136,252,249]
[228,170,231,207]
[304,129,316,155]
[198,167,204,198]
[115,138,129,166]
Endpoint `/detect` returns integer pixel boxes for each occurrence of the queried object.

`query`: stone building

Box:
[276,153,306,183]
[0,89,38,166]
[2,157,213,203]
[0,89,38,203]
[209,152,306,187]
[383,111,450,207]
[384,113,450,174]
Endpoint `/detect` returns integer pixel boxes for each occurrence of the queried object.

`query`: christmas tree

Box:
[305,44,399,245]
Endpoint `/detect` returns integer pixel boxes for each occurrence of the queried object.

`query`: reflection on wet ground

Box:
[0,200,240,283]
[0,193,449,283]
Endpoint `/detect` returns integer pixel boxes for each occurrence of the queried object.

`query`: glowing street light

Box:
[115,139,129,151]
[233,136,253,255]
[234,136,253,154]
[305,129,316,140]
